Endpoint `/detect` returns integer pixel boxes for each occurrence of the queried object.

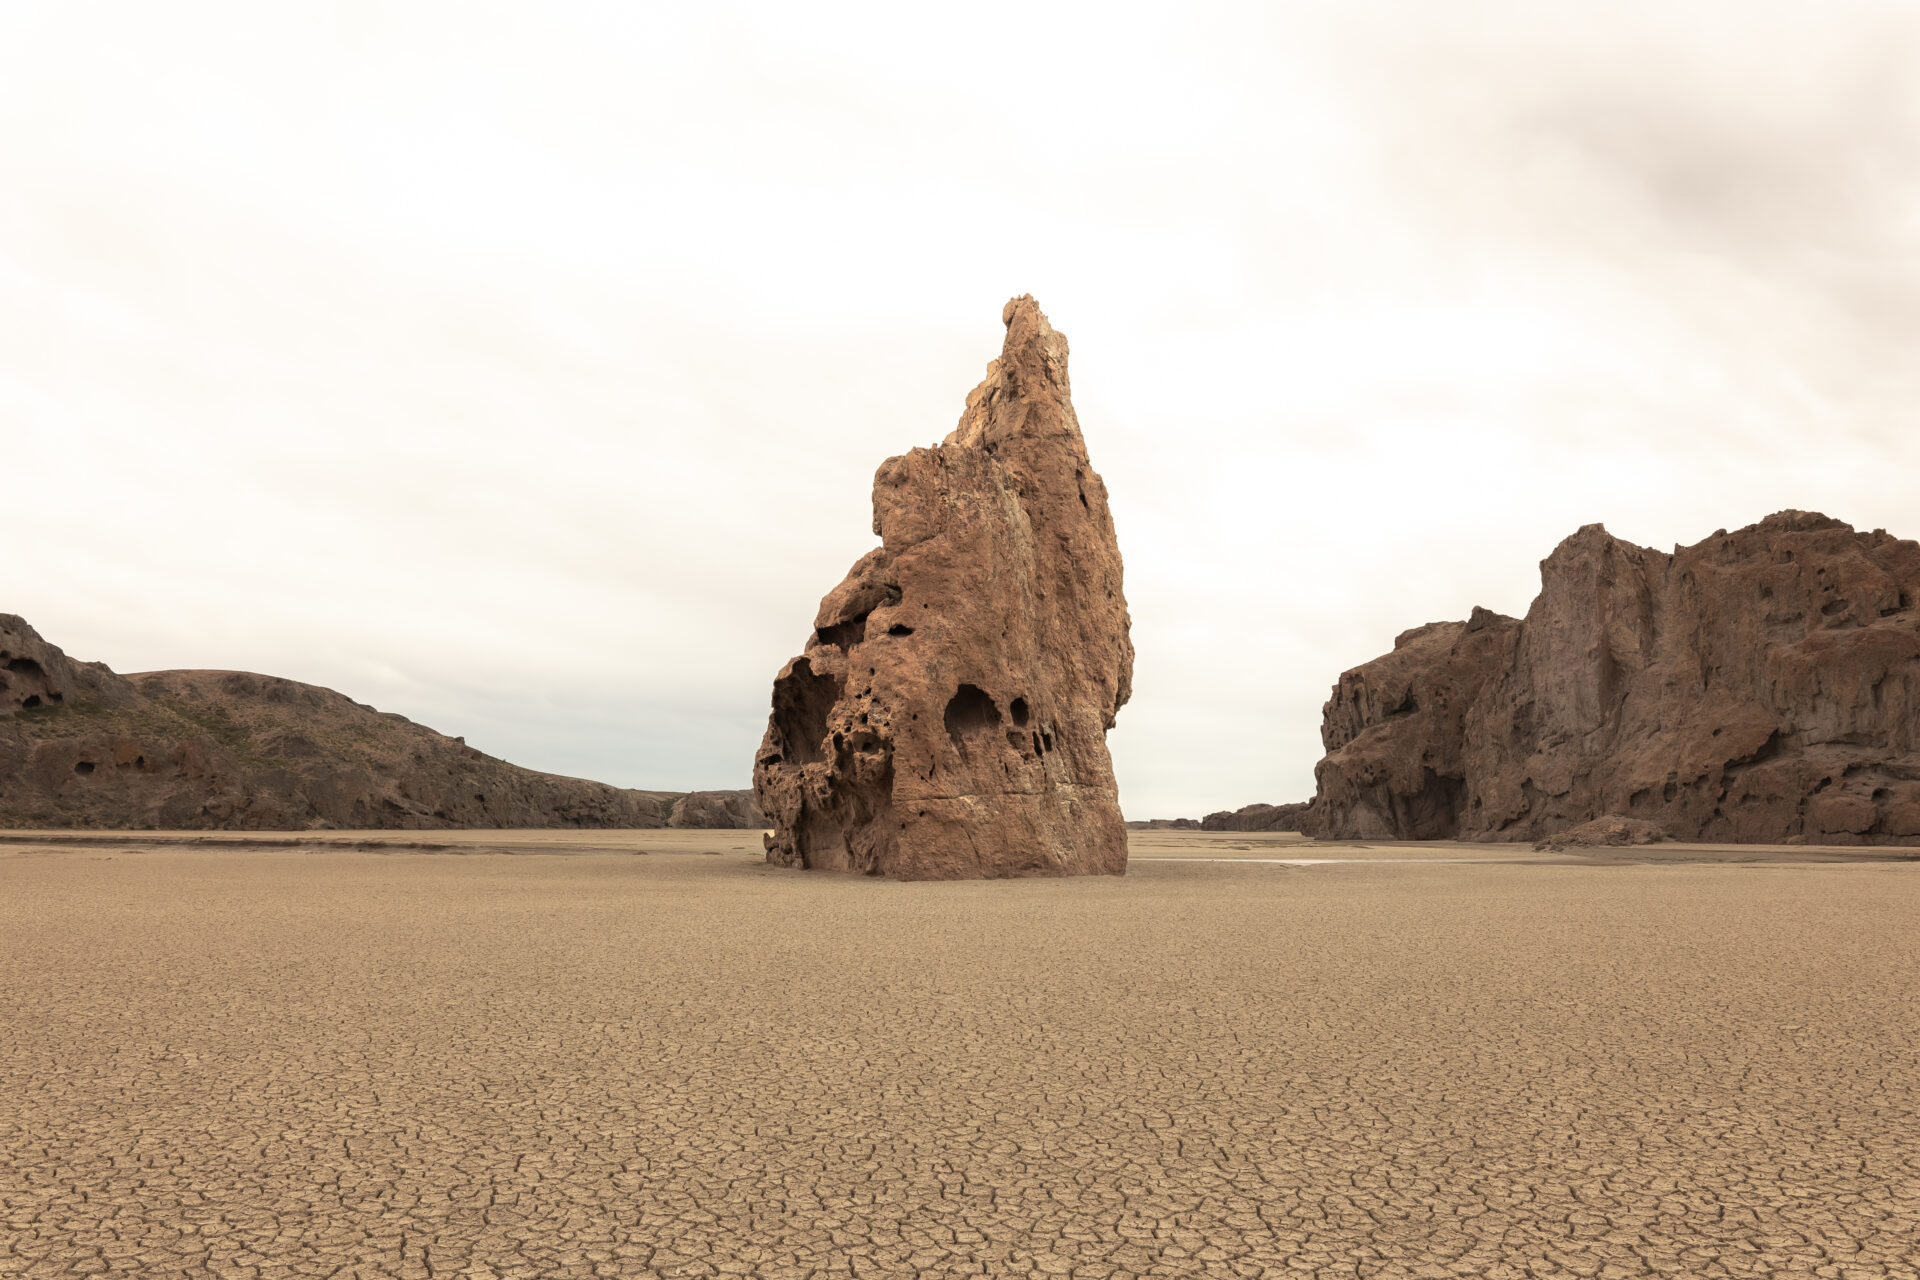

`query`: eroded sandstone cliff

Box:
[753,296,1133,878]
[1306,512,1920,844]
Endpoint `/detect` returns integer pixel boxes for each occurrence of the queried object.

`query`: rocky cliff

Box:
[668,789,766,829]
[1200,802,1310,833]
[1,614,759,830]
[753,296,1133,878]
[1306,512,1920,844]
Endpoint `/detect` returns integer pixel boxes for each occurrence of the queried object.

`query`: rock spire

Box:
[754,296,1134,878]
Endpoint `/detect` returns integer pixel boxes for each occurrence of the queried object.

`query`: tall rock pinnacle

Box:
[753,296,1134,879]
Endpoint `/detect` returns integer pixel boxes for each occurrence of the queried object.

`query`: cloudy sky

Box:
[3,1,1916,817]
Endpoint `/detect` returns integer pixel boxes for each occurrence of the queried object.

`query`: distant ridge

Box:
[0,613,760,830]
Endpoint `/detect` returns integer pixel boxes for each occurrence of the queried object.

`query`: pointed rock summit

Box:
[754,296,1133,879]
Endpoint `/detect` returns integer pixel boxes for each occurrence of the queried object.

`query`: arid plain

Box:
[4,831,1918,1279]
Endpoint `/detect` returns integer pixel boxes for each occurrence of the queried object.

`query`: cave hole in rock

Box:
[1005,729,1028,752]
[944,684,1001,755]
[1391,768,1464,839]
[887,624,914,637]
[772,658,840,766]
[22,695,41,709]
[73,761,94,776]
[1009,697,1030,726]
[816,615,868,651]
[1386,690,1418,717]
[5,656,45,677]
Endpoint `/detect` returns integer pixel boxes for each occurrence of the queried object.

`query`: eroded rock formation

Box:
[1,613,748,830]
[669,790,766,829]
[1200,802,1310,833]
[753,296,1133,878]
[1534,815,1669,852]
[1306,512,1920,844]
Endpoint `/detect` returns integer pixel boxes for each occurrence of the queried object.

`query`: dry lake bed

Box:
[3,830,1917,1279]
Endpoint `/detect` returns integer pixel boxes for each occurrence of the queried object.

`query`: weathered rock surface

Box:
[1306,512,1920,844]
[1,614,742,830]
[753,296,1133,879]
[1125,817,1200,830]
[1200,802,1311,833]
[669,789,766,829]
[1534,815,1669,852]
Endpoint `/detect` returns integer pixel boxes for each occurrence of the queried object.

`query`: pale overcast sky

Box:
[3,1,1916,817]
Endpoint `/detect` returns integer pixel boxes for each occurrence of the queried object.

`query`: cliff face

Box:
[668,789,765,829]
[1308,512,1920,844]
[1199,802,1310,833]
[1,614,755,830]
[753,297,1133,879]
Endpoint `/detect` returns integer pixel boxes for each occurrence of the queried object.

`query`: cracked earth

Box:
[3,833,1918,1279]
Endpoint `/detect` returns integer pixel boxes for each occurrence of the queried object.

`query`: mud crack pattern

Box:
[3,848,1918,1278]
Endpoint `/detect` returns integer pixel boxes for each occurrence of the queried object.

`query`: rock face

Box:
[1,614,746,830]
[1200,802,1310,833]
[753,297,1134,879]
[669,790,766,829]
[1306,512,1920,844]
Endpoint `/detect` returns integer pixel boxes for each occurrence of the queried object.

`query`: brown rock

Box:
[668,790,766,829]
[1,613,134,716]
[1305,512,1920,844]
[1532,814,1669,852]
[753,296,1133,879]
[1200,801,1311,832]
[1,614,697,830]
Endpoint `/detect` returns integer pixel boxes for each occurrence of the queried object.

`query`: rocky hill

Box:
[1303,512,1920,844]
[0,614,761,830]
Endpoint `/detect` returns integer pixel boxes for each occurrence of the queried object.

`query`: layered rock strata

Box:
[1,614,748,830]
[754,296,1134,878]
[1306,512,1920,844]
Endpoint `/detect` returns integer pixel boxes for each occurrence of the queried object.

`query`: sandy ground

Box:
[3,831,1917,1279]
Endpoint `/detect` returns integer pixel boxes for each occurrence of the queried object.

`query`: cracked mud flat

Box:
[3,831,1918,1279]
